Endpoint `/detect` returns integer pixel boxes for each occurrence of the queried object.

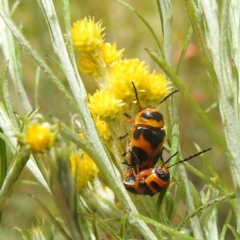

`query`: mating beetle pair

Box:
[122,82,211,196]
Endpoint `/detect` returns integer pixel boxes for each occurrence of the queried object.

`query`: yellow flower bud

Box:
[24,123,53,152]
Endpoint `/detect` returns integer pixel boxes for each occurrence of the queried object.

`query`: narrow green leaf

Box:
[193,143,226,190]
[0,8,78,113]
[176,166,203,238]
[92,213,100,240]
[156,0,172,64]
[164,192,174,221]
[1,63,19,128]
[9,0,20,16]
[117,0,163,55]
[33,153,49,185]
[0,128,7,221]
[97,218,122,240]
[227,223,240,239]
[119,213,127,239]
[178,192,235,230]
[176,27,193,75]
[32,195,72,240]
[185,0,219,88]
[0,0,32,113]
[202,206,218,240]
[60,0,76,65]
[139,195,156,218]
[136,213,196,240]
[33,67,40,109]
[49,154,84,240]
[0,132,15,154]
[199,187,219,235]
[155,0,163,36]
[220,210,232,240]
[44,55,65,74]
[0,147,31,210]
[0,128,7,188]
[0,103,18,150]
[183,162,227,194]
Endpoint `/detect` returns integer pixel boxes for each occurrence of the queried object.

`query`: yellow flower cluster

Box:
[72,17,123,80]
[88,58,170,122]
[72,17,170,122]
[70,152,99,192]
[72,17,171,169]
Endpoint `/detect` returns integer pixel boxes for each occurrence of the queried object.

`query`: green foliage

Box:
[0,0,239,239]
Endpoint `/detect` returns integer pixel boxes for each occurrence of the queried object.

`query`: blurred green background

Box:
[0,0,230,239]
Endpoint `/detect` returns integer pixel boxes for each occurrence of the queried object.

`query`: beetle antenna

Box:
[167,148,212,169]
[131,81,142,110]
[153,89,179,108]
[162,151,178,167]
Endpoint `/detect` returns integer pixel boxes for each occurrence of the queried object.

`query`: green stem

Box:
[0,147,31,210]
[176,27,193,75]
[117,0,163,56]
[0,128,7,189]
[0,0,32,113]
[33,153,49,185]
[178,192,235,230]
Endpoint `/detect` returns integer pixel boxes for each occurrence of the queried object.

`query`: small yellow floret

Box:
[77,54,97,75]
[71,17,104,52]
[25,123,53,152]
[88,88,125,121]
[101,43,124,64]
[70,153,99,192]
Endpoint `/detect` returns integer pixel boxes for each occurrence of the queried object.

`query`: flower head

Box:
[108,59,149,102]
[70,152,99,192]
[108,59,170,107]
[24,123,54,152]
[88,88,125,121]
[101,43,124,64]
[71,17,104,52]
[137,71,170,107]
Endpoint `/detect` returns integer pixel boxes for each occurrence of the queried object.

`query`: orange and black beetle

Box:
[123,149,211,196]
[123,166,170,196]
[122,82,178,175]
